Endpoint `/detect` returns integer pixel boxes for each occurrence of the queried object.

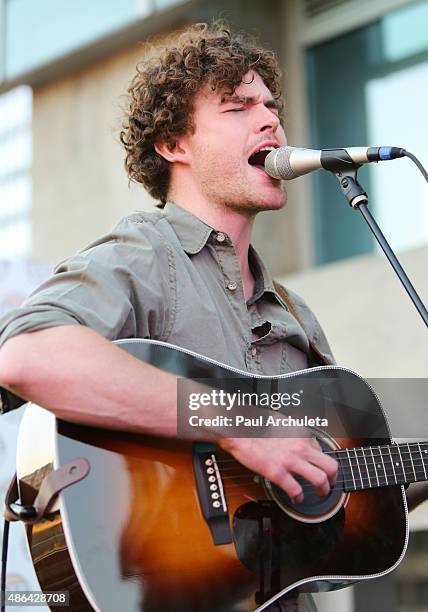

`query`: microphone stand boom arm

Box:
[332,165,428,329]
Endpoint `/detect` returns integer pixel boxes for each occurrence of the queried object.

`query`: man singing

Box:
[2,20,423,612]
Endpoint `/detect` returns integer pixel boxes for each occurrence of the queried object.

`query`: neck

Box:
[170,195,256,295]
[339,440,428,492]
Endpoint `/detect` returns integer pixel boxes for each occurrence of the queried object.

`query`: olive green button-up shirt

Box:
[0,202,334,374]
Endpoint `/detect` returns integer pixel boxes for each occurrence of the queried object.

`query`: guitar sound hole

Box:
[266,438,346,522]
[269,476,343,519]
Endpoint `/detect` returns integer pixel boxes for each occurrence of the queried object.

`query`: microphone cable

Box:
[1,519,10,612]
[404,150,428,184]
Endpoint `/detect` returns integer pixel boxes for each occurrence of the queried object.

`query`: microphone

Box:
[265,146,406,180]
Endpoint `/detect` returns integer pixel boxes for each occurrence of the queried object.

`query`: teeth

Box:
[248,145,277,166]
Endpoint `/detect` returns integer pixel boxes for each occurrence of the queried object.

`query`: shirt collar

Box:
[247,246,278,305]
[163,201,283,307]
[163,202,213,254]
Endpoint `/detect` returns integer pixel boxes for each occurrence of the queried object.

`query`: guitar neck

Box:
[338,441,428,491]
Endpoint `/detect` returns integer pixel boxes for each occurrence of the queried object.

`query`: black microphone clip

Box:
[320,147,405,173]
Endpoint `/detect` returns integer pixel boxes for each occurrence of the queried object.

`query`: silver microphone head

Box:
[265,146,324,180]
[265,146,301,180]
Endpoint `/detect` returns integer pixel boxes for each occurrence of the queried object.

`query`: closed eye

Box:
[225,105,279,116]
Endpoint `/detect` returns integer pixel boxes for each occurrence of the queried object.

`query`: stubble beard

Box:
[197,162,287,214]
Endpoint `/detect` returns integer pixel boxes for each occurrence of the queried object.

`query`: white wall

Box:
[281,244,428,379]
[0,259,53,611]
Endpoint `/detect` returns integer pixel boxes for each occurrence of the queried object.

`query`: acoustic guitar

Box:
[15,339,427,611]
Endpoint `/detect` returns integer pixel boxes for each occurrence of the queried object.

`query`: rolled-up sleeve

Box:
[0,216,175,347]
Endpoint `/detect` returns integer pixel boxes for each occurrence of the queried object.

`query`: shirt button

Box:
[216,232,226,243]
[251,347,258,356]
[227,280,237,291]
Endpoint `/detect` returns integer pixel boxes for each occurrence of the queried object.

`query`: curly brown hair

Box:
[120,20,284,206]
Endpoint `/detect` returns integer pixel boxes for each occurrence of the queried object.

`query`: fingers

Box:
[267,438,338,500]
[222,436,338,504]
[291,460,332,498]
[305,443,338,488]
[265,464,304,505]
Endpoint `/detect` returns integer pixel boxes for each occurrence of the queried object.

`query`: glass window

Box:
[0,85,32,259]
[366,60,428,253]
[154,0,184,8]
[306,0,428,264]
[5,0,153,79]
[381,0,428,62]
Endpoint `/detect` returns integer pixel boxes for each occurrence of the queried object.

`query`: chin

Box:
[221,184,287,213]
[228,198,286,214]
[256,190,287,211]
[257,200,286,212]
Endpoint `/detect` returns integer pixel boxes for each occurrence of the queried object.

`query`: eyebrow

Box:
[220,94,280,112]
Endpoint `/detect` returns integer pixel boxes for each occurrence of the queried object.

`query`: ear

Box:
[154,139,189,164]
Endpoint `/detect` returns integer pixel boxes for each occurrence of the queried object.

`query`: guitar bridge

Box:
[192,442,232,545]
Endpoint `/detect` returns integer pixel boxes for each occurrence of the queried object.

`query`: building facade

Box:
[0,1,427,610]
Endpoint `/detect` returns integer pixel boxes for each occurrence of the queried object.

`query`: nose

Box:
[254,103,281,134]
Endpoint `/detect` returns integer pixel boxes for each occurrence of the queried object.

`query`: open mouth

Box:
[248,147,277,172]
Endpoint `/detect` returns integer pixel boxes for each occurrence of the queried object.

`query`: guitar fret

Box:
[355,448,371,488]
[361,447,375,487]
[369,447,380,487]
[345,448,357,490]
[387,446,397,484]
[407,443,417,481]
[338,442,428,492]
[398,443,423,481]
[410,444,426,481]
[376,446,388,486]
[424,444,428,479]
[352,448,364,490]
[399,443,417,484]
[389,444,405,485]
[398,446,406,479]
[417,443,428,479]
[337,452,352,492]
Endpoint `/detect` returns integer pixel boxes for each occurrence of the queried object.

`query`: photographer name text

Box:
[188,414,328,428]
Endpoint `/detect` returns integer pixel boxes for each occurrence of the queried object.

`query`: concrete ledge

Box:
[280,245,428,377]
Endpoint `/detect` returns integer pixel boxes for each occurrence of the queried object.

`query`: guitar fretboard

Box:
[337,442,428,491]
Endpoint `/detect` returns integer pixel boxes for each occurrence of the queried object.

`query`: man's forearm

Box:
[0,325,340,504]
[0,325,180,437]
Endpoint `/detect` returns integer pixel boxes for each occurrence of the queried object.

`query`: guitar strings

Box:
[216,457,428,470]
[219,461,428,481]
[197,443,428,499]
[215,441,428,464]
[221,472,422,499]
[218,458,428,478]
[222,480,409,503]
[216,454,428,475]
[215,445,428,477]
[217,454,428,473]
[219,470,426,489]
[211,458,428,491]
